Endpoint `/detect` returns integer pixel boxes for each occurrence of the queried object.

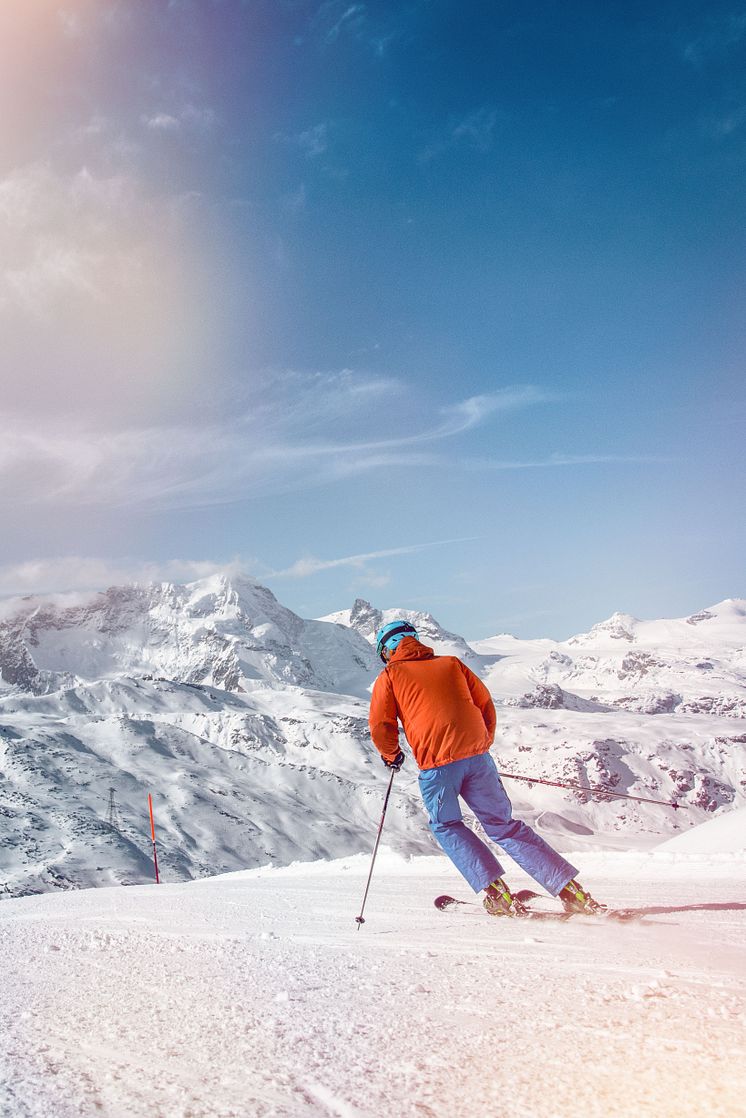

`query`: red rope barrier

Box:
[497,770,687,810]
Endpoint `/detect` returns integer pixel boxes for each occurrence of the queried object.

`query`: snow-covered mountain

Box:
[474,597,746,712]
[0,576,430,897]
[320,597,478,662]
[0,574,376,698]
[1,580,745,898]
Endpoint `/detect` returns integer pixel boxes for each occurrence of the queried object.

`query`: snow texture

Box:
[1,850,745,1117]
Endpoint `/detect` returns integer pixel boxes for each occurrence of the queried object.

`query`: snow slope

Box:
[1,850,745,1118]
[656,805,746,853]
[1,582,745,897]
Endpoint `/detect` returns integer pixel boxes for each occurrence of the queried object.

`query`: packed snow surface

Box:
[1,850,745,1118]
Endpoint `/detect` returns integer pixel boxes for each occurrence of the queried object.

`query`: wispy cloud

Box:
[0,162,163,320]
[269,537,479,579]
[275,122,331,158]
[0,377,549,510]
[314,2,367,45]
[0,160,217,420]
[0,544,476,599]
[142,111,180,131]
[451,107,501,152]
[419,106,504,163]
[462,453,672,470]
[681,13,746,66]
[699,105,746,139]
[437,387,553,435]
[142,104,217,132]
[308,1,404,57]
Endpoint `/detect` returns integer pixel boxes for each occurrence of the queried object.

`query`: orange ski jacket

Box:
[368,636,496,771]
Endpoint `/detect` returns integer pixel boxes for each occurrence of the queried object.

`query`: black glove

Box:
[383,749,405,772]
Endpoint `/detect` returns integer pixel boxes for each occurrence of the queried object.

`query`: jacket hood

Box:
[387,636,435,663]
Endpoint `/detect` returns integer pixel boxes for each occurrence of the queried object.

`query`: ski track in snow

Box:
[1,852,745,1118]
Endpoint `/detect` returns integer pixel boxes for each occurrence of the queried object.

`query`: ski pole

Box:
[355,767,396,929]
[148,793,161,883]
[497,770,687,811]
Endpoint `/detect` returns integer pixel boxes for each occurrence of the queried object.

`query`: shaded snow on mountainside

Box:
[1,580,745,898]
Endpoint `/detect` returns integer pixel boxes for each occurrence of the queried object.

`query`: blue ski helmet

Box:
[375,620,418,663]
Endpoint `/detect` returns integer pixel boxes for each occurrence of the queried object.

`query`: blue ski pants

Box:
[418,752,577,895]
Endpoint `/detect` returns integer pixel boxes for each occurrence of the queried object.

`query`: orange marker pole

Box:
[148,793,160,884]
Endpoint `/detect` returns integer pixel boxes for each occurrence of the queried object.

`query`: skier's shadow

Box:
[621,901,746,917]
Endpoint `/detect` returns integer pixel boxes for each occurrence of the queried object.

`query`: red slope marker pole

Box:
[148,793,161,883]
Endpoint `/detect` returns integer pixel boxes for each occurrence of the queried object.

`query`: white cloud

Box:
[700,105,746,138]
[0,163,170,315]
[0,164,148,318]
[0,160,216,419]
[0,557,243,598]
[463,453,671,470]
[419,106,504,163]
[141,105,216,132]
[451,107,500,152]
[436,387,554,436]
[2,241,103,313]
[0,542,475,598]
[142,112,181,131]
[269,538,479,579]
[276,122,330,158]
[0,375,550,510]
[310,0,400,57]
[315,2,367,44]
[682,13,746,66]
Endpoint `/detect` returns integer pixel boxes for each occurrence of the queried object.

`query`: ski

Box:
[434,891,571,921]
[434,890,638,922]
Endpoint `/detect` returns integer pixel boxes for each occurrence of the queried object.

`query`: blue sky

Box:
[0,0,743,637]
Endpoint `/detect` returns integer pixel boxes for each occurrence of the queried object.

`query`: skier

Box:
[369,620,604,917]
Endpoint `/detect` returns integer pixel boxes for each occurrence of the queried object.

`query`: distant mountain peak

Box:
[349,599,383,636]
[568,611,639,646]
[322,598,477,661]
